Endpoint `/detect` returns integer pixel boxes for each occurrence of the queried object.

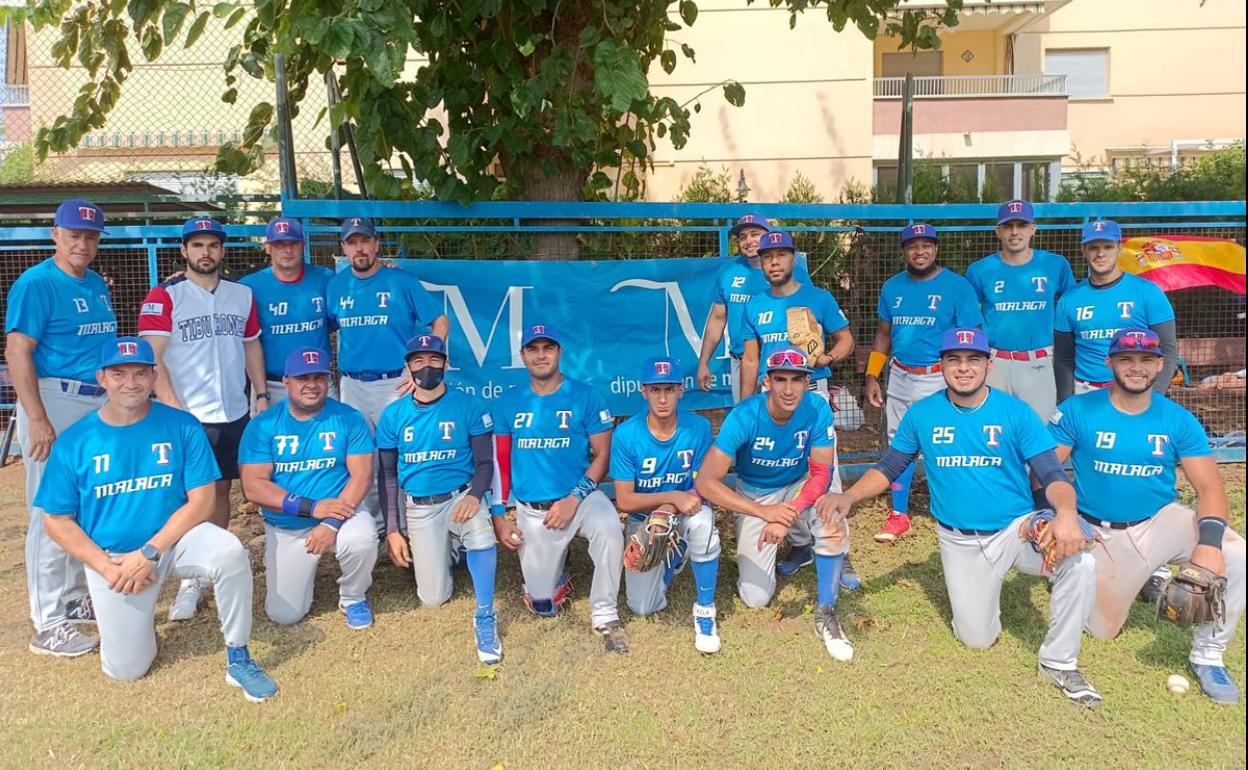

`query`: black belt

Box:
[343,369,405,382]
[938,521,1003,537]
[407,483,470,506]
[520,498,562,511]
[1080,512,1150,530]
[60,380,106,397]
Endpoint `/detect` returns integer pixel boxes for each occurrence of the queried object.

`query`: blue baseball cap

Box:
[520,323,561,348]
[640,356,682,386]
[284,347,333,377]
[54,199,106,233]
[901,223,938,245]
[730,214,771,236]
[1081,219,1122,245]
[1108,328,1162,357]
[765,346,813,374]
[181,218,226,244]
[99,336,155,368]
[757,231,796,254]
[997,199,1035,225]
[404,333,447,359]
[265,217,304,244]
[939,327,991,356]
[341,217,377,240]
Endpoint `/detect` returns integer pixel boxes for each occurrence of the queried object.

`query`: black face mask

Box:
[411,366,445,390]
[906,261,938,278]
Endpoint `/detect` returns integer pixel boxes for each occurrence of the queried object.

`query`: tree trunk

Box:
[502,135,589,261]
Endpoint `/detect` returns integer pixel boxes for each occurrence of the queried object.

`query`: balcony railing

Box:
[874,74,1067,98]
[0,85,30,107]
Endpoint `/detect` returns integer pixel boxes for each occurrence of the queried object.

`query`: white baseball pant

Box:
[936,512,1095,670]
[516,490,624,627]
[624,504,721,616]
[1084,502,1246,666]
[262,511,378,625]
[885,366,946,439]
[339,375,405,534]
[729,357,742,404]
[85,522,253,681]
[986,350,1056,420]
[734,479,849,609]
[18,379,101,631]
[403,489,496,607]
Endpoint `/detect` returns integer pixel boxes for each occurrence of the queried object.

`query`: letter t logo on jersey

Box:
[1032,276,1047,294]
[557,410,572,430]
[319,432,336,451]
[982,425,1003,447]
[439,421,455,441]
[1147,434,1170,457]
[151,442,173,465]
[677,449,694,469]
[1117,301,1135,319]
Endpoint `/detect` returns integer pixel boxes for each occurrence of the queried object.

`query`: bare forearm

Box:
[152,363,185,409]
[616,489,692,514]
[585,451,610,485]
[740,346,760,398]
[827,329,854,363]
[148,497,213,553]
[240,473,290,510]
[696,475,764,518]
[1043,480,1078,515]
[870,325,891,357]
[431,315,450,340]
[699,307,728,365]
[6,340,47,420]
[844,468,893,506]
[43,515,112,573]
[244,340,267,393]
[339,472,371,509]
[1195,483,1230,523]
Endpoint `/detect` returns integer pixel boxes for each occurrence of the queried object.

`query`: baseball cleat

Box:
[814,605,853,662]
[1038,664,1102,709]
[874,512,911,543]
[841,556,861,591]
[168,578,205,621]
[341,600,374,630]
[595,620,630,654]
[1137,572,1169,605]
[225,647,279,703]
[64,596,96,625]
[474,609,503,664]
[776,546,813,577]
[29,622,98,658]
[1189,663,1239,705]
[523,571,573,618]
[692,604,721,654]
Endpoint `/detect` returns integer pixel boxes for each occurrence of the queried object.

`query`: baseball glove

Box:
[786,306,825,366]
[1158,561,1227,628]
[1022,509,1097,574]
[623,510,679,573]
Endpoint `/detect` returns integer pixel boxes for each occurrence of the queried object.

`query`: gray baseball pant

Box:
[339,375,405,535]
[404,489,496,607]
[263,511,378,625]
[624,504,721,616]
[987,350,1056,420]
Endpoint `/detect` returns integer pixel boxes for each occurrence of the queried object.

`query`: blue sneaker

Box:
[225,647,279,703]
[524,571,572,618]
[777,546,813,577]
[474,609,503,664]
[1190,663,1239,705]
[342,600,374,630]
[841,556,861,591]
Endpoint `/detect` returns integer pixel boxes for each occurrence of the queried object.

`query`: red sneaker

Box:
[874,512,911,543]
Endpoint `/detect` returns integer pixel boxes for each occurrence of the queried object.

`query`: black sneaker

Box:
[595,620,630,654]
[1038,663,1102,709]
[1137,573,1168,604]
[65,596,96,625]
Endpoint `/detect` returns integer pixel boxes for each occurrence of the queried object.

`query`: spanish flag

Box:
[1120,235,1246,295]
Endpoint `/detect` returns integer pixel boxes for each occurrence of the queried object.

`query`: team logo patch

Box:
[275,221,290,234]
[654,361,671,377]
[599,409,612,423]
[140,302,163,315]
[956,330,975,345]
[1092,221,1107,232]
[195,220,214,230]
[1048,408,1063,425]
[78,206,97,222]
[151,442,172,465]
[765,233,783,245]
[302,350,321,365]
[481,414,493,429]
[1148,434,1170,457]
[1007,201,1023,214]
[532,325,546,335]
[118,341,138,357]
[982,425,1003,447]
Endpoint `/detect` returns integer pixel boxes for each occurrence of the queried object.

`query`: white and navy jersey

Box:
[238,398,374,530]
[965,249,1076,351]
[609,410,712,494]
[137,276,261,423]
[4,258,117,382]
[240,265,334,378]
[376,390,493,497]
[892,388,1053,531]
[1049,389,1210,523]
[714,392,835,492]
[1054,273,1175,384]
[34,403,221,553]
[326,268,441,375]
[877,269,983,366]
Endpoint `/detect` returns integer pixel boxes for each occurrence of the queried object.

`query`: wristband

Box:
[490,503,507,518]
[298,497,317,517]
[1197,517,1227,549]
[866,351,888,378]
[320,518,343,532]
[571,475,597,502]
[282,494,303,518]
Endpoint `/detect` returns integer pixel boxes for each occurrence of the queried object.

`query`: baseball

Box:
[510,532,521,542]
[1167,674,1190,695]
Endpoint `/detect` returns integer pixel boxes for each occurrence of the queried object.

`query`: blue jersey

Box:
[4,258,118,381]
[609,410,712,495]
[712,258,811,357]
[33,403,220,553]
[495,378,614,502]
[1049,389,1209,524]
[743,283,850,381]
[326,267,441,374]
[891,388,1054,531]
[376,390,493,497]
[878,268,983,366]
[713,392,835,492]
[965,250,1076,351]
[238,398,374,530]
[1054,273,1175,384]
[240,265,334,377]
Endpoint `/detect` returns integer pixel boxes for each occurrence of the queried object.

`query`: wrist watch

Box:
[140,543,160,562]
[256,391,272,401]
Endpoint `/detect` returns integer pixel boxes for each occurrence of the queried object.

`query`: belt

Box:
[1080,512,1150,530]
[59,379,106,397]
[994,348,1050,362]
[892,360,942,375]
[938,521,1002,537]
[1077,379,1113,389]
[407,483,470,507]
[342,369,405,382]
[520,498,563,511]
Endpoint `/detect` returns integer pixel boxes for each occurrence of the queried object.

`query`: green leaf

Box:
[722,80,745,107]
[222,87,239,104]
[213,2,238,18]
[660,49,676,74]
[241,101,275,147]
[140,25,163,60]
[162,2,191,44]
[679,0,698,26]
[225,7,247,30]
[593,40,648,114]
[680,43,696,62]
[184,12,210,48]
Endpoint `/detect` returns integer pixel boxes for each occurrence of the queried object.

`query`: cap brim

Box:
[767,365,812,374]
[266,235,304,244]
[641,378,682,386]
[284,367,333,377]
[522,335,559,347]
[939,347,991,356]
[997,217,1034,225]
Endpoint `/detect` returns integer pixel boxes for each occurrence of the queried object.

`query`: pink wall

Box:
[873,96,1067,135]
[2,107,32,142]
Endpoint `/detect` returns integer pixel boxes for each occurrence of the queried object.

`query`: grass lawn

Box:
[0,462,1243,770]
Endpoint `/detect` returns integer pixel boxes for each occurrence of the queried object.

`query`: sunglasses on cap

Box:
[1117,334,1160,351]
[767,349,809,369]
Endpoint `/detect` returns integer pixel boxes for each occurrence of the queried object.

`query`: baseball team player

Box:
[138,217,268,622]
[821,327,1102,708]
[6,198,116,657]
[34,337,278,701]
[240,217,335,403]
[1049,327,1245,704]
[238,347,379,630]
[696,346,851,662]
[1054,218,1178,402]
[965,200,1076,419]
[326,216,449,532]
[864,223,983,543]
[376,334,502,664]
[490,324,628,653]
[611,356,721,653]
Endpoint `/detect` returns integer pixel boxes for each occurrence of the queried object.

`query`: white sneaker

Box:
[814,604,853,662]
[692,604,721,654]
[168,579,205,621]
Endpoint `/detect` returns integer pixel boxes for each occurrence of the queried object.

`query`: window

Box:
[1021,162,1051,201]
[874,164,899,199]
[982,163,1015,203]
[1044,49,1108,100]
[880,51,942,78]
